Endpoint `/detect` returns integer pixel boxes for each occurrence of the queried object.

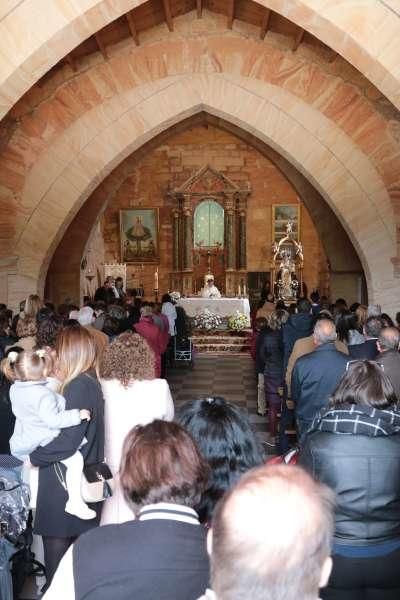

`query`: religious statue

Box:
[200,273,221,298]
[271,220,304,304]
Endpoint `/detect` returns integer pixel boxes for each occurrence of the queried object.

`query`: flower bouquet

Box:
[193,309,223,331]
[227,310,250,332]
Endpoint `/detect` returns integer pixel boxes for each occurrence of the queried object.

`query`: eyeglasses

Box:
[346,359,384,372]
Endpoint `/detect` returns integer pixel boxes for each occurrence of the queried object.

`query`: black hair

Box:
[381,313,394,328]
[310,291,320,303]
[176,397,264,523]
[35,314,63,349]
[162,293,172,304]
[297,298,311,313]
[330,360,397,410]
[336,311,358,343]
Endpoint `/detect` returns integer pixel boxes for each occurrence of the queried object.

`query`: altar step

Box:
[192,329,252,354]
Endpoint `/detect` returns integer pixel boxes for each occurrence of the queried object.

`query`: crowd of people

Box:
[0,283,400,599]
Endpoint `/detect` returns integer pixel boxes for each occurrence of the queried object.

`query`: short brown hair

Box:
[56,326,97,392]
[120,420,209,513]
[99,331,155,386]
[16,316,37,339]
[211,465,334,600]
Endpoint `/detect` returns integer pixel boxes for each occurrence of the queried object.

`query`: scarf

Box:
[309,404,400,437]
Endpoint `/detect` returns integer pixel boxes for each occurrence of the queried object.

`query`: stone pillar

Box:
[183,195,193,272]
[225,195,236,271]
[172,209,180,271]
[238,210,246,270]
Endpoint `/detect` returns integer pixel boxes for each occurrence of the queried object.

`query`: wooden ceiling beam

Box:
[162,0,174,31]
[196,0,202,18]
[260,8,271,40]
[94,33,108,59]
[227,0,235,29]
[292,27,305,51]
[126,11,140,45]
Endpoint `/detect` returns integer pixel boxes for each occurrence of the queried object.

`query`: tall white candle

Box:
[243,284,247,296]
[155,268,159,290]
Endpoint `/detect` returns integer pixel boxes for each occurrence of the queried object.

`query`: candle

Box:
[243,284,247,296]
[154,268,159,290]
[238,285,241,297]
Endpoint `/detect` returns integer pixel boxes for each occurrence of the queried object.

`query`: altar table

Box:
[177,297,251,320]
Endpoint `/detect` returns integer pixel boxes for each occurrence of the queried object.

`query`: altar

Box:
[177,297,251,320]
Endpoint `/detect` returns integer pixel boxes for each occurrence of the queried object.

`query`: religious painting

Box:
[272,204,300,242]
[120,208,159,263]
[194,199,224,248]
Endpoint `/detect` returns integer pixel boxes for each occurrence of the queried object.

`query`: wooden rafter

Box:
[162,0,174,31]
[126,11,140,45]
[260,8,271,40]
[94,33,108,59]
[227,0,235,29]
[292,27,305,51]
[196,0,202,18]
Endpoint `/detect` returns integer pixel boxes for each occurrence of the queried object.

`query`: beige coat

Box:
[286,335,348,392]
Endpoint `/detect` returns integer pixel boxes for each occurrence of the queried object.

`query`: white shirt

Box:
[162,301,177,336]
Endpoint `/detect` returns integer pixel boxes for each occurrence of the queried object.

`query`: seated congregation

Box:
[0,288,400,599]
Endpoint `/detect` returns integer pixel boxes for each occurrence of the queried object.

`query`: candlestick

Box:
[243,284,247,297]
[154,267,159,291]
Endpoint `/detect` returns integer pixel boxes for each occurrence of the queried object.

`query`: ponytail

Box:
[1,349,52,382]
[1,351,19,382]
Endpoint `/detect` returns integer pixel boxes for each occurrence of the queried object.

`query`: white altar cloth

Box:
[177,297,251,320]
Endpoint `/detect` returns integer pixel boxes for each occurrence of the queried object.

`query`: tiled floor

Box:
[167,353,271,447]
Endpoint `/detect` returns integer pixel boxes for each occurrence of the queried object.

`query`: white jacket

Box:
[100,377,174,525]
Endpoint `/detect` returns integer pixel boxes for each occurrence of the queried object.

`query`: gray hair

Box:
[364,316,383,339]
[313,318,337,345]
[77,306,94,326]
[378,327,400,351]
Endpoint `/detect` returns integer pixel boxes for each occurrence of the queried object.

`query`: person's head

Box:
[330,360,397,409]
[334,298,347,312]
[120,420,209,515]
[310,291,320,304]
[0,315,10,335]
[35,314,63,349]
[16,316,37,339]
[77,306,95,327]
[99,331,155,386]
[55,326,97,392]
[161,293,172,304]
[36,306,54,325]
[349,302,360,313]
[107,304,126,321]
[355,304,368,330]
[176,397,264,522]
[254,317,267,332]
[377,327,400,353]
[209,465,334,600]
[205,274,214,288]
[336,311,358,343]
[265,293,274,303]
[140,304,154,318]
[313,318,337,346]
[297,298,311,314]
[396,311,400,328]
[115,276,123,289]
[367,304,381,318]
[1,348,53,383]
[364,315,384,339]
[104,276,114,289]
[381,313,394,328]
[268,309,289,331]
[93,300,106,316]
[24,294,42,319]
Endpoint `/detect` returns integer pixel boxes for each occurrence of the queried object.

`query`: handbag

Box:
[54,461,114,504]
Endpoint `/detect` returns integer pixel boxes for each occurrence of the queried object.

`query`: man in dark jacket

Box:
[94,276,116,305]
[291,319,348,441]
[349,315,383,360]
[279,298,314,453]
[377,327,400,399]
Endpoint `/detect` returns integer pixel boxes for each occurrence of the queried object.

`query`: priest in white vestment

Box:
[200,274,221,299]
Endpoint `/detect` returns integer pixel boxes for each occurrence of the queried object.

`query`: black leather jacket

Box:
[300,428,400,546]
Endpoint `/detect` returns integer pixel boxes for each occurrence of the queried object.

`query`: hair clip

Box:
[7,351,18,364]
[36,349,46,359]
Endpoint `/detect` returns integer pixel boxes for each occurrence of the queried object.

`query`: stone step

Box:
[195,343,250,353]
[193,337,250,345]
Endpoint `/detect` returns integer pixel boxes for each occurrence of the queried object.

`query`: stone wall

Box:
[99,123,327,297]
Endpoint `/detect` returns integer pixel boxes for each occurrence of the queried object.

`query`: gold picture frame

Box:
[272,204,300,242]
[120,208,159,264]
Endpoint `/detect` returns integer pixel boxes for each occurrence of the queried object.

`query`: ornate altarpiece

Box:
[167,165,251,297]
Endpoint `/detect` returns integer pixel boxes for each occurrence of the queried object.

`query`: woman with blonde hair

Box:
[24,294,42,320]
[30,326,105,592]
[99,331,174,524]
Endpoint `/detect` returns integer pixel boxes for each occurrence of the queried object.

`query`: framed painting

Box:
[272,204,300,242]
[120,208,159,263]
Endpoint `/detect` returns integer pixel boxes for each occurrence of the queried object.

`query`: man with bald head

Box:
[377,327,400,399]
[198,465,334,600]
[291,318,348,441]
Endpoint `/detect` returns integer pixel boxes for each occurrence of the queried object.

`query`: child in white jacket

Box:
[2,348,95,520]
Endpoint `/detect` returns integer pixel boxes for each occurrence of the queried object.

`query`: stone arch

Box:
[13,72,397,311]
[1,1,400,120]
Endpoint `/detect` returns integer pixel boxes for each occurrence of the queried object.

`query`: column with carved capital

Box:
[172,208,180,272]
[182,195,193,295]
[225,195,237,271]
[238,209,247,270]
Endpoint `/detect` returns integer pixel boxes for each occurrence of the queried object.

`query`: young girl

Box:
[2,348,95,520]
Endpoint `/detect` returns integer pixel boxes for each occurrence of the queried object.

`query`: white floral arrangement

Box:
[228,310,250,332]
[193,309,223,330]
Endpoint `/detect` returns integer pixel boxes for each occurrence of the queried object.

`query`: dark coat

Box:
[282,313,314,370]
[291,342,348,426]
[30,372,105,538]
[94,286,115,305]
[301,419,400,546]
[0,377,15,454]
[258,328,284,380]
[73,517,210,600]
[377,349,400,400]
[349,338,379,360]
